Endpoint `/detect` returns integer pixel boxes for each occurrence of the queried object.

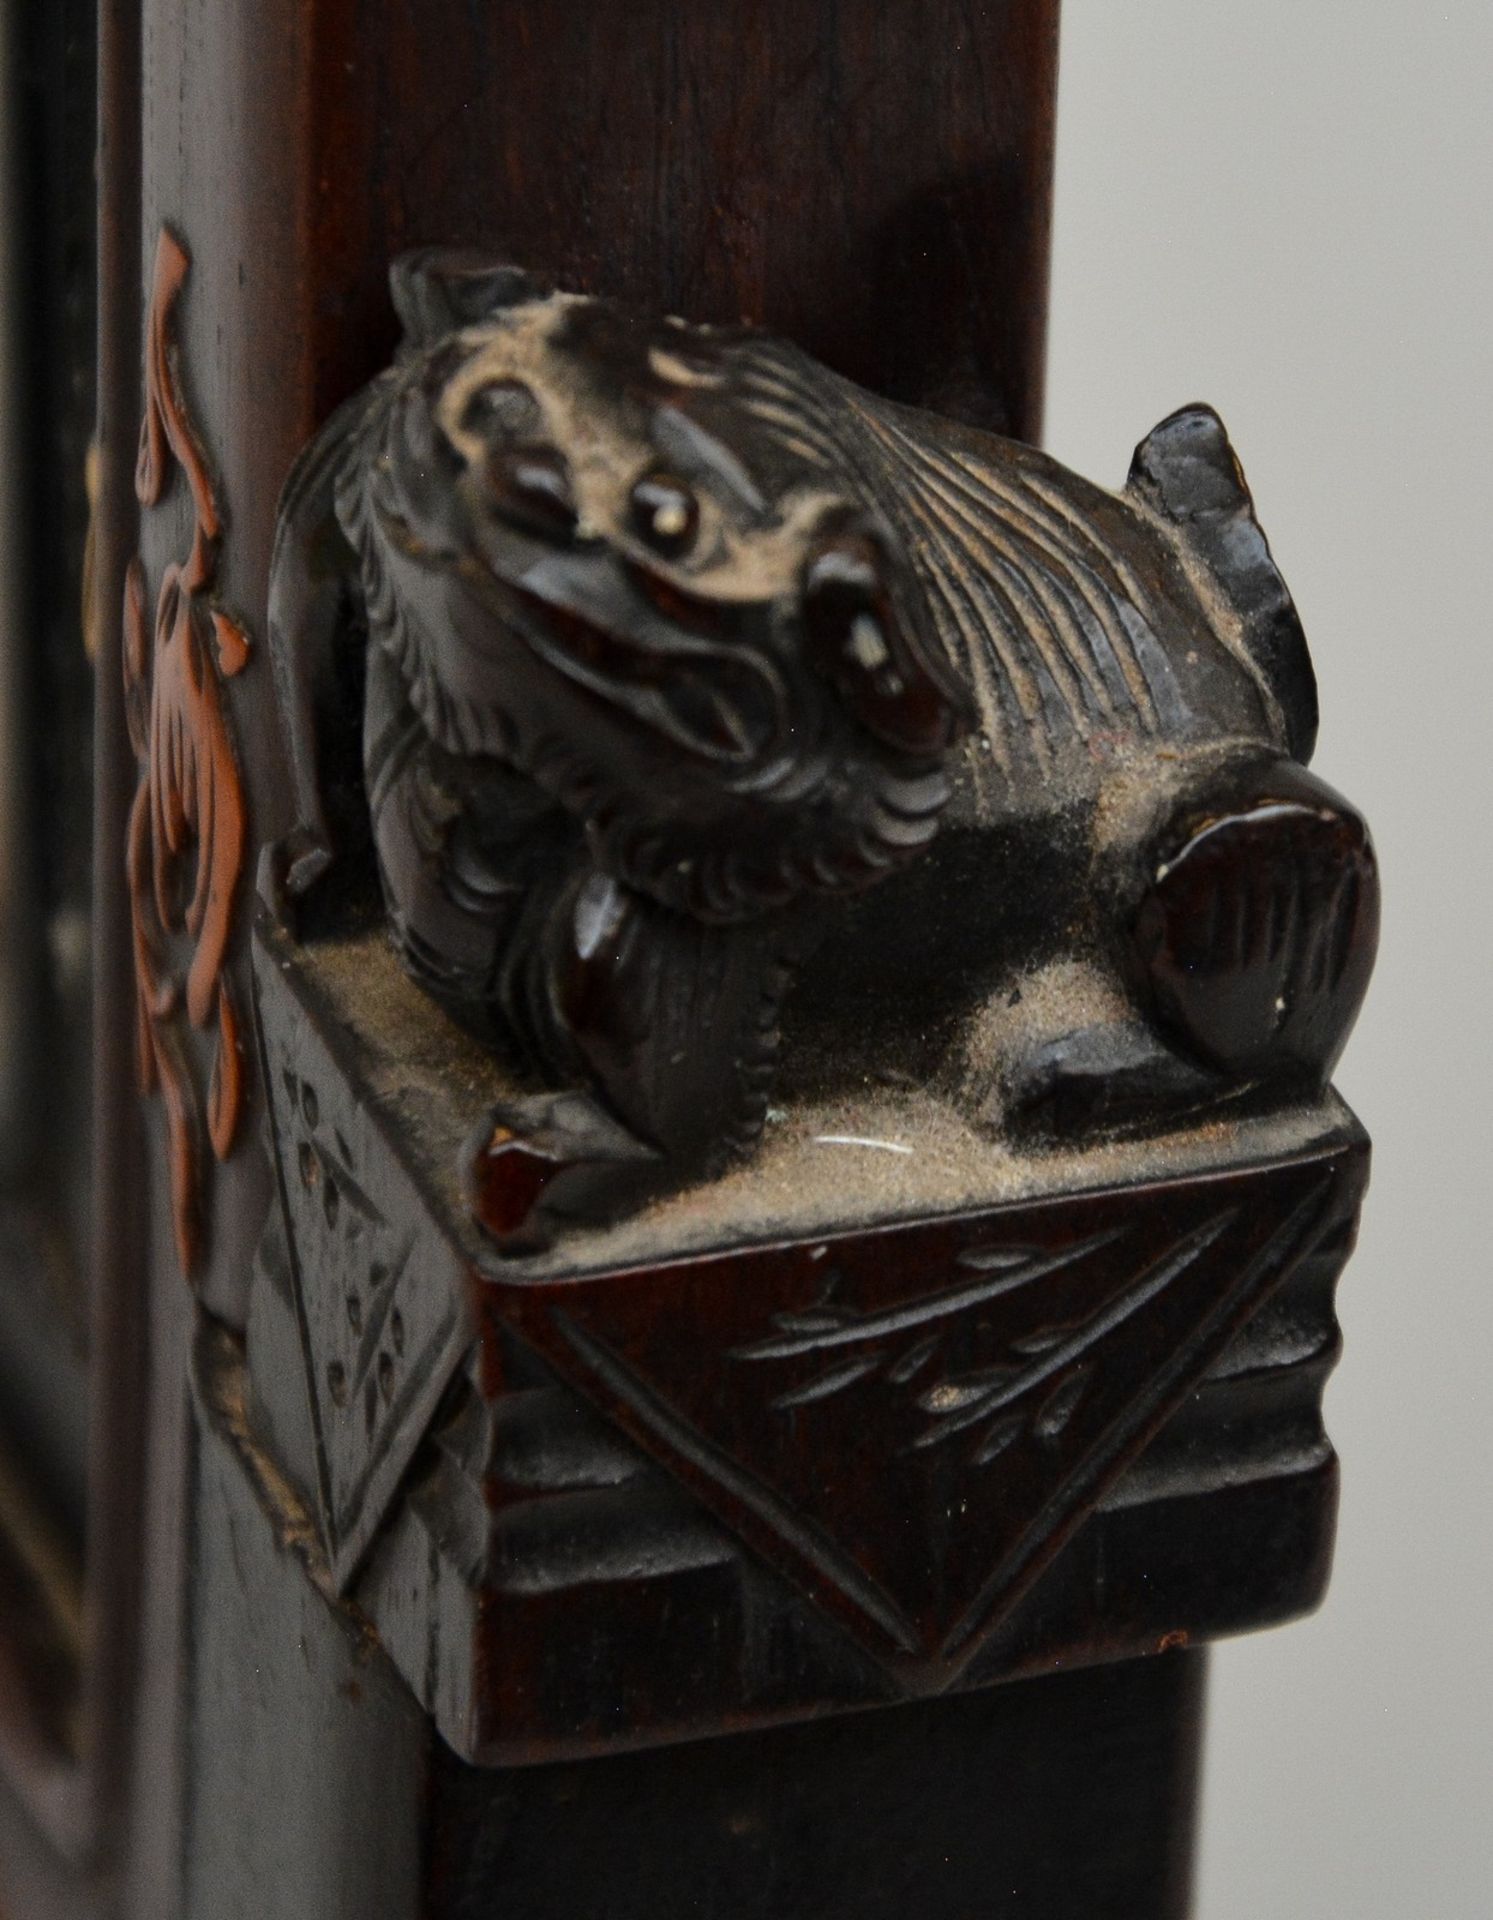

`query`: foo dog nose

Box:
[486,443,579,540]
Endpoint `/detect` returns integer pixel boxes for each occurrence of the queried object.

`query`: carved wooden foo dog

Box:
[0,5,1390,1912]
[235,247,1377,1786]
[267,249,1377,1251]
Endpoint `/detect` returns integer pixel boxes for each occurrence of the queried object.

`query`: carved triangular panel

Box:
[494,1142,1360,1688]
[254,922,476,1589]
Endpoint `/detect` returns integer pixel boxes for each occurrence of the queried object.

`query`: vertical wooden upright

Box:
[83,4,1217,1915]
[98,5,1128,1915]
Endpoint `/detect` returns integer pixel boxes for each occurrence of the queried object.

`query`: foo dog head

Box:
[329,249,974,923]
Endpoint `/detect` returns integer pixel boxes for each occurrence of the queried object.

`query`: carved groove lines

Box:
[860,405,1181,749]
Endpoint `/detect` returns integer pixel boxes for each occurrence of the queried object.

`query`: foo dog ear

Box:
[389,247,551,347]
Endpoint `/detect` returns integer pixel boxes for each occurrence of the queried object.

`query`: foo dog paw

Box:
[1126,757,1379,1089]
[995,1018,1233,1142]
[464,1091,664,1254]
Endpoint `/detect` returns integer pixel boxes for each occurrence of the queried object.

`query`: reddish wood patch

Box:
[124,229,250,1275]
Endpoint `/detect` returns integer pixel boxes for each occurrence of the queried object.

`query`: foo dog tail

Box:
[1126,405,1318,763]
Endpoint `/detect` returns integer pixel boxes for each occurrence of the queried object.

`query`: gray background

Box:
[1046,5,1492,1914]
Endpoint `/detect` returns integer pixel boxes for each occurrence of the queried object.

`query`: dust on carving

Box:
[124,227,251,1276]
[265,250,1378,1253]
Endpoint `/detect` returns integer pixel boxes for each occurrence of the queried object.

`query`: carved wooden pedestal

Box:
[175,901,1367,1916]
[248,913,1364,1770]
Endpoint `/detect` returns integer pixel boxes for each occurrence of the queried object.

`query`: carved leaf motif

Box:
[731,1213,1235,1480]
[907,1219,1230,1463]
[769,1305,857,1336]
[971,1414,1024,1467]
[1033,1366,1092,1443]
[731,1227,1127,1430]
[884,1332,942,1384]
[770,1353,885,1411]
[125,228,251,1276]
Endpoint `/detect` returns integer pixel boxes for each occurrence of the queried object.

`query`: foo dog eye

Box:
[454,379,578,539]
[802,531,969,756]
[459,379,544,442]
[630,471,700,558]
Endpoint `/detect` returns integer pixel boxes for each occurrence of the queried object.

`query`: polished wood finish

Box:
[0,5,1380,1918]
[247,903,1365,1762]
